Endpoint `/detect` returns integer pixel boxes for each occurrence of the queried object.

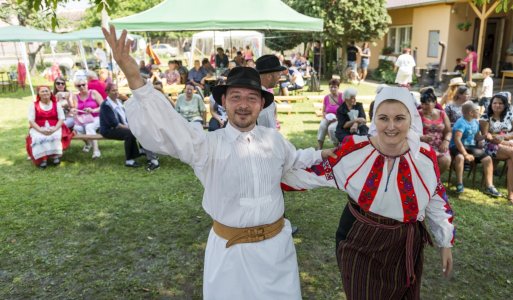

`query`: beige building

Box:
[369,0,513,74]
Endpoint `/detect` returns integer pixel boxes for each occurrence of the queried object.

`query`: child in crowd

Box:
[449,101,501,196]
[454,58,466,73]
[478,68,493,114]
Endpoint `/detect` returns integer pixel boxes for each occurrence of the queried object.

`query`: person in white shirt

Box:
[94,42,108,69]
[394,48,416,87]
[99,83,160,171]
[102,26,335,300]
[478,68,494,114]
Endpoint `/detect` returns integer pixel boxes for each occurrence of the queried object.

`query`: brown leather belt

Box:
[212,217,285,248]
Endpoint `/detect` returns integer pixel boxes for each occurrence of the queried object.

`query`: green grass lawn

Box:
[1,81,512,299]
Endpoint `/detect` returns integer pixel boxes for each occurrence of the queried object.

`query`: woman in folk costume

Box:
[26,86,73,168]
[282,86,454,299]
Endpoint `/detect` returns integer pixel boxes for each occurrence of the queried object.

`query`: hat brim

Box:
[449,82,466,86]
[212,85,274,108]
[257,65,287,74]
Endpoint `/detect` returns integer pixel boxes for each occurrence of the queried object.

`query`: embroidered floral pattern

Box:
[397,156,419,223]
[357,155,384,211]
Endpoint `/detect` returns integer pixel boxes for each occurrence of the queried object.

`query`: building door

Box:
[475,18,505,73]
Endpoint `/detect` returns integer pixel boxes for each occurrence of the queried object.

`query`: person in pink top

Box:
[463,45,478,79]
[317,78,344,149]
[244,45,254,61]
[87,70,107,100]
[72,78,104,158]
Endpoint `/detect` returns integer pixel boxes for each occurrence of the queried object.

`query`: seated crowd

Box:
[26,58,513,203]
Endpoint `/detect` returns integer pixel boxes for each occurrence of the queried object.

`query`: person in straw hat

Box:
[440,77,466,107]
[282,86,454,299]
[102,25,336,299]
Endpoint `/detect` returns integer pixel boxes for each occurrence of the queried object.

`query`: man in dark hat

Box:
[255,54,286,129]
[103,26,335,299]
[256,54,300,235]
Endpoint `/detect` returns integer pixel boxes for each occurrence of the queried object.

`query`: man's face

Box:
[108,85,119,100]
[263,71,281,88]
[222,87,264,131]
[194,61,200,69]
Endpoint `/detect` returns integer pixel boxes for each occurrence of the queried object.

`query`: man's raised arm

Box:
[102,25,145,90]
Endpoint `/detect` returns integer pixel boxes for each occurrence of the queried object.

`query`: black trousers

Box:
[208,117,227,131]
[100,127,139,160]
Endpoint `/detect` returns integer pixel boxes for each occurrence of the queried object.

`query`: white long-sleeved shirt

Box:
[125,82,322,299]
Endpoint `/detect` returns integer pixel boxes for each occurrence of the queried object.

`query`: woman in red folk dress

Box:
[283,86,454,299]
[26,86,73,168]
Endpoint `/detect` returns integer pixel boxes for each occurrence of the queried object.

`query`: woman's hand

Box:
[440,247,453,278]
[321,148,338,160]
[349,123,358,133]
[463,153,475,162]
[420,135,433,143]
[439,140,449,152]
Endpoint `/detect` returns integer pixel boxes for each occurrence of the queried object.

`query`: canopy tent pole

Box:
[19,42,35,101]
[78,41,89,72]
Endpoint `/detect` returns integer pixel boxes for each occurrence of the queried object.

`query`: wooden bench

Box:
[274,95,306,103]
[73,134,105,141]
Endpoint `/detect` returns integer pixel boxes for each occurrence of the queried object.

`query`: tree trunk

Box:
[339,39,348,81]
[28,44,44,73]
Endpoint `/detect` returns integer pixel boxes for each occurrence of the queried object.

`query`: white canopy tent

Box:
[190,31,264,66]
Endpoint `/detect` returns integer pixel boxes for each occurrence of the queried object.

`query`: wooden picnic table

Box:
[118,84,185,96]
[501,70,513,90]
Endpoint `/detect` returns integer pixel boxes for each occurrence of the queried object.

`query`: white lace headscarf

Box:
[368,86,423,159]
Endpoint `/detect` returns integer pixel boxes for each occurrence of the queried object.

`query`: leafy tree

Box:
[324,0,390,78]
[0,0,68,71]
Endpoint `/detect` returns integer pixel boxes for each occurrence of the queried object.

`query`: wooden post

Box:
[468,0,501,71]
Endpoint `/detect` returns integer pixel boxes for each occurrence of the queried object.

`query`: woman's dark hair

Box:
[329,79,340,87]
[53,76,67,94]
[465,45,474,51]
[420,88,437,103]
[456,86,468,96]
[486,93,510,121]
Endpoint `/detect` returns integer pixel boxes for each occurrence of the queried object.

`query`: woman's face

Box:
[491,98,505,115]
[38,87,51,101]
[185,85,194,97]
[456,90,470,102]
[75,81,88,93]
[329,84,339,94]
[374,101,411,147]
[420,100,435,112]
[346,96,356,106]
[55,79,66,91]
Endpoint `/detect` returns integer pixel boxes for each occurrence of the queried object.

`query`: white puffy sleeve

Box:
[425,179,455,248]
[125,82,208,169]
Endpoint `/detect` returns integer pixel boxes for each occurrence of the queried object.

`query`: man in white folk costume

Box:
[103,26,335,300]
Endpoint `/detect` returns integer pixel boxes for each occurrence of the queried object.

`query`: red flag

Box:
[146,43,161,65]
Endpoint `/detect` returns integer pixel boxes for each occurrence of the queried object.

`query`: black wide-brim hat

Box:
[212,67,274,108]
[256,54,287,74]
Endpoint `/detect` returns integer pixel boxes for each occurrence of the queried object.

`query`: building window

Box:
[427,30,440,58]
[387,26,412,53]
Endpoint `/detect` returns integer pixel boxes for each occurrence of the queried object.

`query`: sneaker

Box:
[39,160,47,169]
[52,157,61,165]
[456,183,464,193]
[92,150,101,159]
[125,161,141,168]
[146,162,160,171]
[484,186,503,197]
[291,225,299,236]
[82,144,92,153]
